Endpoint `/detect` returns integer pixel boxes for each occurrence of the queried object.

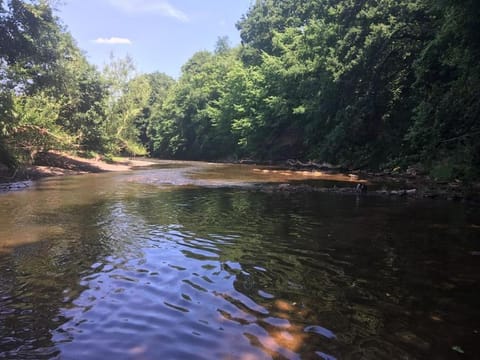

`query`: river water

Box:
[0,161,479,359]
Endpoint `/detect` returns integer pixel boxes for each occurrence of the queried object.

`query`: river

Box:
[1,161,479,359]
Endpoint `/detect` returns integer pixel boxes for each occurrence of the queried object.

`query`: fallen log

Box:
[286,159,343,171]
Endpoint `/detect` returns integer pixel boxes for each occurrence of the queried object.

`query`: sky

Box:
[56,0,253,78]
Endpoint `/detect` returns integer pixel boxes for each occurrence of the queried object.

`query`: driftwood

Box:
[239,159,256,164]
[259,183,420,198]
[286,159,342,171]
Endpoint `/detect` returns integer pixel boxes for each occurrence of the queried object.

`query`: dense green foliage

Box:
[0,0,172,168]
[1,0,479,179]
[145,0,480,178]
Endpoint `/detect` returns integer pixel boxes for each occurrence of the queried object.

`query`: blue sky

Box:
[57,0,253,78]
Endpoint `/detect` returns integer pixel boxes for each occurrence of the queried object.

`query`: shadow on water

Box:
[0,166,479,359]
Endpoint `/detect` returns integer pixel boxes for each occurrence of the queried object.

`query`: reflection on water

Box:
[0,163,479,359]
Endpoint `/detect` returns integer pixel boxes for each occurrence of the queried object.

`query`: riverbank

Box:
[1,153,479,203]
[256,180,480,203]
[0,151,156,190]
[257,162,480,203]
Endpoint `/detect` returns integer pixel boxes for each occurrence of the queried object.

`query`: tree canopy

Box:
[1,0,478,180]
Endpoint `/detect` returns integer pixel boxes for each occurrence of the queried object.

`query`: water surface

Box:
[1,162,479,359]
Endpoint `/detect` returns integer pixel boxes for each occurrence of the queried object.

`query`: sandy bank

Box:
[0,151,156,186]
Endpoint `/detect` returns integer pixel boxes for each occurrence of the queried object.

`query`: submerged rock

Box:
[396,331,431,351]
[356,183,368,193]
[0,181,32,193]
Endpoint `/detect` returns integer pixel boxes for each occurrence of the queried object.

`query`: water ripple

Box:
[1,178,479,359]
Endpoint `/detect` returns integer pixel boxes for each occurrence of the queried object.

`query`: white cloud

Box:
[108,0,189,22]
[94,37,132,45]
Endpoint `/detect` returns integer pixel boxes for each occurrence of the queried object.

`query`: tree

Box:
[102,55,151,155]
[0,0,66,167]
[235,0,436,166]
[406,0,480,178]
[136,72,175,153]
[214,36,231,55]
[150,50,238,159]
[47,32,107,152]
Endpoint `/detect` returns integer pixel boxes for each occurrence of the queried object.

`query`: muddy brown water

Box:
[1,161,479,359]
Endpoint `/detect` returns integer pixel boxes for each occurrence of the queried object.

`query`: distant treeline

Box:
[1,0,479,180]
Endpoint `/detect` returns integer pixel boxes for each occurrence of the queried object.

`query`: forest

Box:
[1,0,479,181]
